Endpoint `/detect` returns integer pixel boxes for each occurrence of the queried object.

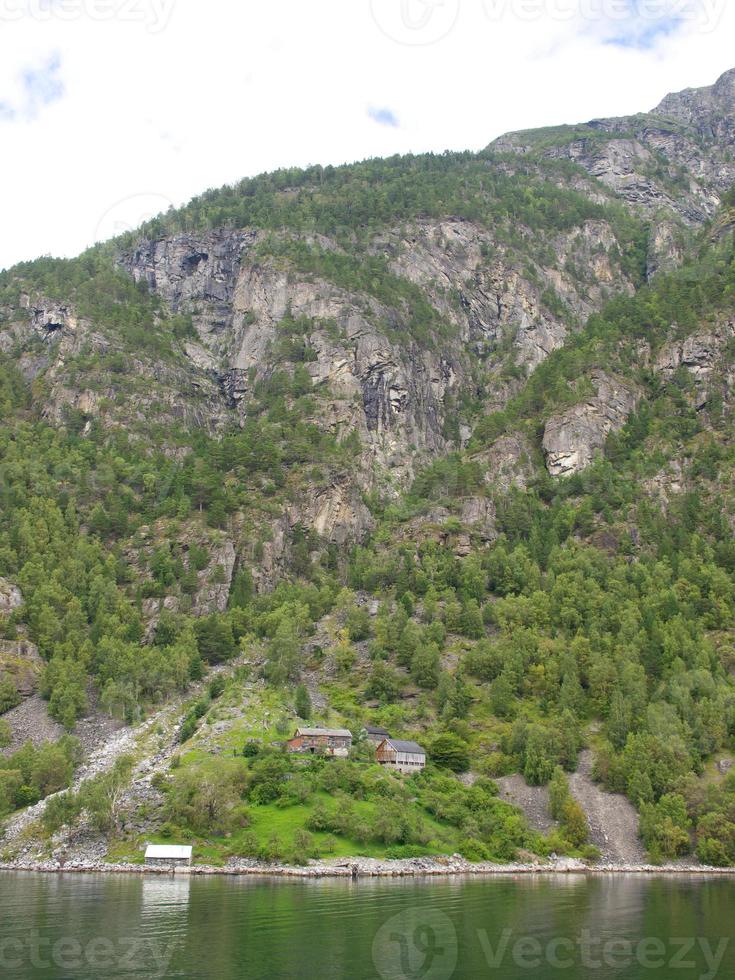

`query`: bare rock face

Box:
[472,433,536,493]
[654,68,735,153]
[192,539,237,617]
[1,289,228,438]
[459,497,497,542]
[385,218,635,374]
[26,300,78,337]
[226,258,458,469]
[289,479,375,546]
[120,214,642,495]
[0,578,23,615]
[123,239,463,486]
[647,218,687,279]
[543,374,640,477]
[122,230,254,338]
[0,639,43,697]
[0,296,82,364]
[655,321,735,408]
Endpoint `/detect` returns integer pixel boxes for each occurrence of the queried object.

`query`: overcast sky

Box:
[1,0,733,271]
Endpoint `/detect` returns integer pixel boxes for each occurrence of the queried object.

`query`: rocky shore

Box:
[1,855,734,878]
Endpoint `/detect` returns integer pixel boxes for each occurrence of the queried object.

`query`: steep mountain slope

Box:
[2,69,735,870]
[493,68,735,223]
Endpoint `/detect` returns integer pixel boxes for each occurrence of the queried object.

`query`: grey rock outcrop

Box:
[385,218,635,373]
[0,578,22,615]
[459,497,497,542]
[543,374,640,477]
[0,639,42,697]
[192,538,237,617]
[288,478,375,546]
[473,433,535,493]
[655,320,735,408]
[122,230,254,339]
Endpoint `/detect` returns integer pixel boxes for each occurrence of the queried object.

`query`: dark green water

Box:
[0,872,734,979]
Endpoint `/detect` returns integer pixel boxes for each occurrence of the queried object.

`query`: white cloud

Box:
[368,106,400,127]
[0,0,733,270]
[0,50,64,122]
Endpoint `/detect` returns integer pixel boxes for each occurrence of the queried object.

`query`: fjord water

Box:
[0,873,733,979]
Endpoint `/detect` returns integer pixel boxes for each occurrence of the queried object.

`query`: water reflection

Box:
[140,875,192,912]
[0,872,733,979]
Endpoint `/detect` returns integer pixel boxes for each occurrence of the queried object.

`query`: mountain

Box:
[1,68,735,871]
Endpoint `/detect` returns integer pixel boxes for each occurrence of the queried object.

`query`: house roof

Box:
[384,739,426,755]
[294,727,352,738]
[145,845,193,860]
[365,725,391,735]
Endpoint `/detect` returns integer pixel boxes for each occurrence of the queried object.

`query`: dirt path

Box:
[568,750,645,865]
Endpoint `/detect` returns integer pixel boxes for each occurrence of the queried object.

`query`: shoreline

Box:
[2,857,735,879]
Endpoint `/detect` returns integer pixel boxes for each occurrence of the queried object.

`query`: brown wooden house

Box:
[287,727,352,757]
[376,738,426,773]
[362,725,391,745]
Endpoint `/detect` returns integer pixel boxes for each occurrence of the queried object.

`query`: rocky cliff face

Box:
[109,68,735,512]
[540,318,735,479]
[492,68,735,229]
[542,373,640,477]
[655,320,735,409]
[0,292,226,438]
[0,640,43,699]
[1,67,733,580]
[117,210,641,492]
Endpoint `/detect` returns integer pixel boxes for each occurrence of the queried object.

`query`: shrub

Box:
[430,734,471,772]
[459,838,491,862]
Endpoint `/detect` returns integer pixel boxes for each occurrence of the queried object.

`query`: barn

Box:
[287,727,352,757]
[362,725,391,745]
[376,738,426,773]
[144,844,193,868]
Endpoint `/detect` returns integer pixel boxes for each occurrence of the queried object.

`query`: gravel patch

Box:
[568,750,645,865]
[495,774,556,833]
[2,695,65,755]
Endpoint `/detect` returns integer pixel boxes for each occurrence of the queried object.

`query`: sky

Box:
[0,0,734,271]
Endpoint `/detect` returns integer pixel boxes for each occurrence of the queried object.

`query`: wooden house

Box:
[376,738,426,773]
[362,725,391,745]
[287,727,352,757]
